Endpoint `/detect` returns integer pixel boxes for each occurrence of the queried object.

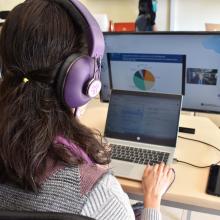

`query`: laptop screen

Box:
[104,90,182,147]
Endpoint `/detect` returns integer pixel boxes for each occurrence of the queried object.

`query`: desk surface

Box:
[80,99,220,212]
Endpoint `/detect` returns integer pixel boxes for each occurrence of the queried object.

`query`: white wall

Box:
[171,0,220,31]
[80,0,170,31]
[0,0,24,11]
[4,1,220,32]
[0,0,170,31]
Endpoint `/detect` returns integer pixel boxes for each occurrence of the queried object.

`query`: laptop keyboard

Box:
[110,144,169,165]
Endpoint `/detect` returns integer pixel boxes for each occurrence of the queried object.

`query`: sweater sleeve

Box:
[80,173,161,220]
[141,208,161,220]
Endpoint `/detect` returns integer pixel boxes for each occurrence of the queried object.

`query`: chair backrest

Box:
[0,210,95,220]
[205,23,220,31]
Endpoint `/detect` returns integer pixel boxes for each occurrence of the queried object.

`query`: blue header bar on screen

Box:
[109,53,184,63]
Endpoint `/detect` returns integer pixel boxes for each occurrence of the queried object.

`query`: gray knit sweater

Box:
[0,166,161,220]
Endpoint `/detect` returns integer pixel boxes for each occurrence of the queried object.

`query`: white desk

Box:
[80,99,220,216]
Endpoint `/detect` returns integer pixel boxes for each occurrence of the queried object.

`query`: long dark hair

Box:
[138,0,153,15]
[0,0,110,192]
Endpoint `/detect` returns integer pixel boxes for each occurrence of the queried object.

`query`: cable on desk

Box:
[178,135,220,153]
[173,158,220,168]
[164,168,176,193]
[175,136,220,168]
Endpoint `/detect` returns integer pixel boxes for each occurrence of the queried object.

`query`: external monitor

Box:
[100,32,220,114]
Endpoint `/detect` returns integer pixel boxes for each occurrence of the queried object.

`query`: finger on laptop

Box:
[158,162,165,174]
[163,164,170,176]
[143,163,152,175]
[153,163,159,172]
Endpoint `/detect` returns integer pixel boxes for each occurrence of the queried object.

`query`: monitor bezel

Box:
[101,31,220,114]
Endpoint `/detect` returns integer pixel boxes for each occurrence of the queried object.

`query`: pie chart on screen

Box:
[133,69,155,90]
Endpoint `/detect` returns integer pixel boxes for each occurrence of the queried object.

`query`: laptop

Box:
[104,90,182,181]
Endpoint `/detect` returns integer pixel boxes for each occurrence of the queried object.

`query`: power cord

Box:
[178,135,220,153]
[173,158,220,168]
[174,135,220,168]
[165,168,176,193]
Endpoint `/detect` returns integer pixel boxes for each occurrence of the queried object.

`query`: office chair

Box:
[0,210,95,220]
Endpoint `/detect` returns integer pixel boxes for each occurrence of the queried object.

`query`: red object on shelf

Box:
[113,22,135,32]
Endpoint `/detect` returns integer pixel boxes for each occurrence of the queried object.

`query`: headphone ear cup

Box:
[86,77,102,98]
[57,54,99,108]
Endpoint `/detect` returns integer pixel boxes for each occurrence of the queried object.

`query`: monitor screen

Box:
[108,53,185,95]
[100,32,220,114]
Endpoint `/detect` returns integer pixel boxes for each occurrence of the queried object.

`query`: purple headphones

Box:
[54,0,105,108]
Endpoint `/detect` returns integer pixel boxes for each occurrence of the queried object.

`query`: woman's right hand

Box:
[142,163,174,210]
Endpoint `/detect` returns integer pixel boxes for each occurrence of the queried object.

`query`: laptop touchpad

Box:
[110,160,135,176]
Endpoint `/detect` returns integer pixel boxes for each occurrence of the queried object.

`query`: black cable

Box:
[173,158,220,168]
[178,135,220,153]
[165,168,176,193]
[174,136,220,168]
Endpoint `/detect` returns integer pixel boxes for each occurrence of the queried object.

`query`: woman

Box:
[135,0,157,31]
[0,0,173,219]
